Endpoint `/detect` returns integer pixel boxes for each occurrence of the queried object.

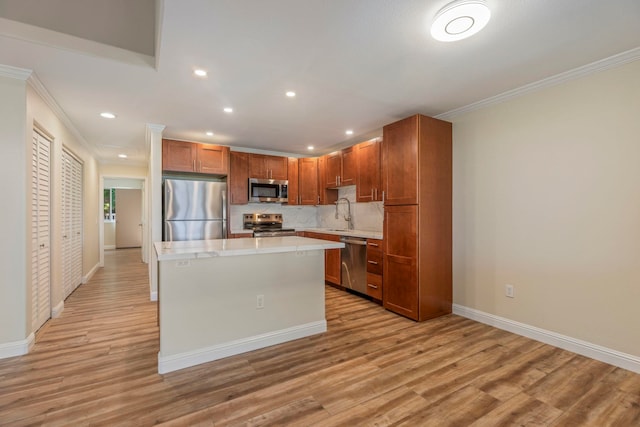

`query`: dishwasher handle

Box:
[340,237,367,245]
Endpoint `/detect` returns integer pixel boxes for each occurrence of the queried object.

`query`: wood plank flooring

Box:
[0,248,638,426]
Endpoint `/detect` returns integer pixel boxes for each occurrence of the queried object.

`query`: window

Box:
[104,188,116,221]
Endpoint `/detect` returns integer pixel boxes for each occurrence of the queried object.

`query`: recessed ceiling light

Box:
[118,154,127,159]
[307,145,314,151]
[224,107,233,113]
[206,131,214,136]
[286,91,296,97]
[345,130,354,135]
[194,69,207,77]
[100,112,116,119]
[431,0,491,42]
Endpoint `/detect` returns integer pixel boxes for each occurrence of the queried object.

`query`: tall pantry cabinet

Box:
[382,114,452,321]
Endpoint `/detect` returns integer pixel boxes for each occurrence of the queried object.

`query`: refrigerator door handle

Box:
[221,190,227,238]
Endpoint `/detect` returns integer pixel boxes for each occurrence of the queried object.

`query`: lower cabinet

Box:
[303,232,341,286]
[366,238,383,301]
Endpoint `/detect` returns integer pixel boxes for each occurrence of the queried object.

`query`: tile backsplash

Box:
[229,185,383,233]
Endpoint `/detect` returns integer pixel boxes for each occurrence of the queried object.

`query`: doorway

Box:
[101,177,146,264]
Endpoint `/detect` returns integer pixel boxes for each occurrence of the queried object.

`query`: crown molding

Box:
[0,64,32,80]
[436,46,640,121]
[26,72,98,158]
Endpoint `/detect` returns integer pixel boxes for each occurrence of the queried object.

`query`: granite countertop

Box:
[154,236,344,261]
[298,228,383,240]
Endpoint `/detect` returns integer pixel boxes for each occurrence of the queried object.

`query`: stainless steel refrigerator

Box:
[163,179,227,241]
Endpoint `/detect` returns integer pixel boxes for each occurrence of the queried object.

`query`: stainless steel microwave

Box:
[248,178,288,203]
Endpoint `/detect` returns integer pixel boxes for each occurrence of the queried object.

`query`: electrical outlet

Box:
[505,284,514,298]
[256,295,265,309]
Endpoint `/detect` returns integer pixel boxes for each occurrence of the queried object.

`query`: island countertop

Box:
[154,236,344,261]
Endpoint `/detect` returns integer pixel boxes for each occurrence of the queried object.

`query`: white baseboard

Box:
[158,320,327,374]
[150,291,157,301]
[51,300,64,318]
[104,245,116,250]
[453,304,640,374]
[0,333,35,359]
[82,262,101,284]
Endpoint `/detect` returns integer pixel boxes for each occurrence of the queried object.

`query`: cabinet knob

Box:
[368,242,379,247]
[367,284,378,289]
[367,260,378,265]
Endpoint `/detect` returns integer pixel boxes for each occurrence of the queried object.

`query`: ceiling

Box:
[0,0,639,167]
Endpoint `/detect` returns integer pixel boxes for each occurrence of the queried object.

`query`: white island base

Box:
[155,237,343,374]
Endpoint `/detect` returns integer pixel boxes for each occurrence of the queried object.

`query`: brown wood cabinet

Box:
[382,114,452,321]
[162,139,229,175]
[318,155,338,205]
[228,232,253,238]
[229,151,249,205]
[303,231,341,286]
[366,238,383,301]
[356,139,382,202]
[287,157,299,205]
[324,147,356,188]
[249,154,288,180]
[299,157,320,205]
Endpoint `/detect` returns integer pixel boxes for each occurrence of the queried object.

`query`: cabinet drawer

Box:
[366,273,382,300]
[367,248,383,275]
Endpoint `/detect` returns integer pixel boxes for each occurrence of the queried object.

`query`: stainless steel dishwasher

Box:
[340,236,367,295]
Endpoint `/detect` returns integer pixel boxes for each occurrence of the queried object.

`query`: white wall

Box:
[452,59,640,357]
[0,74,28,347]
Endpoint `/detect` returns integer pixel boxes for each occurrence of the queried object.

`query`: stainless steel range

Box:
[243,213,297,237]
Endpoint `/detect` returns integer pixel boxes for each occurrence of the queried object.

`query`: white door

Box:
[62,149,83,299]
[32,130,51,332]
[115,189,142,248]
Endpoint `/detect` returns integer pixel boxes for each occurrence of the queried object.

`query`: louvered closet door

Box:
[61,149,83,298]
[32,130,51,332]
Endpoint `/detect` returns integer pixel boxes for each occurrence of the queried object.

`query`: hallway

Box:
[1,249,639,426]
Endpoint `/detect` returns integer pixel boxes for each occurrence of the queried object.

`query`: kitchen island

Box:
[154,236,344,374]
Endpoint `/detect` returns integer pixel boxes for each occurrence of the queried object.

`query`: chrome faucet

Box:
[335,197,352,230]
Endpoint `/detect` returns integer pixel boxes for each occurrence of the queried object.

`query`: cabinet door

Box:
[304,232,341,285]
[324,151,341,188]
[298,157,318,205]
[356,139,381,202]
[162,139,197,172]
[383,115,419,205]
[287,157,299,205]
[249,154,268,178]
[198,144,229,175]
[340,146,357,186]
[383,205,419,320]
[265,155,288,180]
[318,155,337,205]
[229,151,249,204]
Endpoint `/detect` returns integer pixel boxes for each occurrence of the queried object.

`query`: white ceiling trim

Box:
[436,46,640,121]
[27,72,97,158]
[0,63,32,80]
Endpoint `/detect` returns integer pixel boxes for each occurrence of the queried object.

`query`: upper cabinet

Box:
[162,139,229,175]
[229,151,249,205]
[287,157,299,205]
[356,138,382,202]
[249,154,288,180]
[381,117,420,205]
[299,157,320,205]
[324,147,356,188]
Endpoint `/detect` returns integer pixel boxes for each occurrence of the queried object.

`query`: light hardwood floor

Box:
[1,248,638,426]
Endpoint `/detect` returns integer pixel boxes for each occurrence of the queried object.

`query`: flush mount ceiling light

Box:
[206,131,214,136]
[286,91,296,97]
[307,145,314,151]
[118,153,127,159]
[100,112,116,119]
[194,69,207,77]
[345,130,354,135]
[431,0,491,42]
[223,107,233,113]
